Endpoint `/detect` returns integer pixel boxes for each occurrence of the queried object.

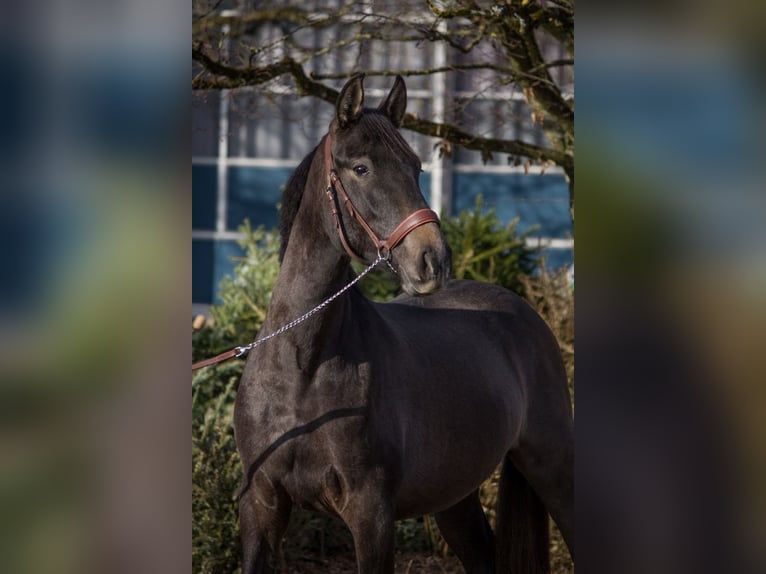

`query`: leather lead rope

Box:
[192,347,245,371]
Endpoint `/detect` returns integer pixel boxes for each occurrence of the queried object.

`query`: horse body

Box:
[378,282,567,517]
[234,74,573,574]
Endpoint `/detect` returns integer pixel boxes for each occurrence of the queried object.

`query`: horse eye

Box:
[353,164,369,176]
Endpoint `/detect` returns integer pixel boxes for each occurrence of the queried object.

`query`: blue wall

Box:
[226,166,291,231]
[192,165,217,230]
[453,173,571,237]
[192,165,291,303]
[192,165,573,304]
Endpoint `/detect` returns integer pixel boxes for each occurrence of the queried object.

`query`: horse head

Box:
[324,74,451,296]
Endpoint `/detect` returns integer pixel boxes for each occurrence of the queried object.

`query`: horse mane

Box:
[279,143,320,262]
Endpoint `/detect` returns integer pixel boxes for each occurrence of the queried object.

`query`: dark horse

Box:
[234,74,573,574]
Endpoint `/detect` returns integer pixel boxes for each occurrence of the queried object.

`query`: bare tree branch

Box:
[191,0,575,215]
[310,63,516,81]
[191,51,566,168]
[401,114,567,167]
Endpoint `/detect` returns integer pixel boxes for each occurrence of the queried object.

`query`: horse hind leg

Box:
[433,490,495,574]
[495,455,551,574]
[509,413,574,560]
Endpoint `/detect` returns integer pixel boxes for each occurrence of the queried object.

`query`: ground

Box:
[287,550,574,573]
[289,553,463,573]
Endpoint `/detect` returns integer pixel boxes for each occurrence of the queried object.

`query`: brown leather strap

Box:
[324,179,369,264]
[330,170,386,250]
[383,208,440,252]
[323,134,440,263]
[323,135,371,263]
[192,347,242,371]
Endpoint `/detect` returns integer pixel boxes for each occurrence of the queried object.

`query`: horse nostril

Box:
[422,249,437,280]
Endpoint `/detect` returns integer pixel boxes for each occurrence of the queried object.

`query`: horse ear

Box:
[336,73,365,129]
[378,75,407,127]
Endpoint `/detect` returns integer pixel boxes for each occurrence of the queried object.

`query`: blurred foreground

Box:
[576,4,766,573]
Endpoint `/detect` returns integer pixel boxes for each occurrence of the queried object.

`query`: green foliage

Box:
[190,223,283,573]
[283,510,354,559]
[442,196,537,295]
[192,368,243,574]
[355,263,402,302]
[211,219,281,345]
[396,517,434,553]
[192,221,279,367]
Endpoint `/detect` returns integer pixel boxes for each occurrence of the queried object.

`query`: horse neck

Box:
[262,155,360,358]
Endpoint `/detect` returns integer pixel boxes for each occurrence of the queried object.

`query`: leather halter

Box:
[323,134,440,264]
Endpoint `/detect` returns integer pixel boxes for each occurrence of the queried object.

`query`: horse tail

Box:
[495,455,550,574]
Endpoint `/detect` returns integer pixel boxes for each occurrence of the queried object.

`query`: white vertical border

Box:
[215,22,232,233]
[216,89,229,233]
[429,19,450,216]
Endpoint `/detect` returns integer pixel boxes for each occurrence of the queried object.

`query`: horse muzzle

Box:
[396,226,451,296]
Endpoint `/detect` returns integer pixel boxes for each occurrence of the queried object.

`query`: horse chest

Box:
[278,418,372,514]
[241,367,374,509]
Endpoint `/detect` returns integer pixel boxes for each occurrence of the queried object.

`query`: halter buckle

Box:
[377,246,397,274]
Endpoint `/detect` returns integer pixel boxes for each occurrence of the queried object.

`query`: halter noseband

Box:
[323,134,440,265]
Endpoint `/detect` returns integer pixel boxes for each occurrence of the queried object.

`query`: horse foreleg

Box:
[342,491,395,574]
[238,485,292,574]
[433,490,495,574]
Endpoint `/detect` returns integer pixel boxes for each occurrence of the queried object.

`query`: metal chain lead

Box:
[233,254,386,358]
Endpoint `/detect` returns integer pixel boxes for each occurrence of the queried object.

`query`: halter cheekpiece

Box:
[323,134,440,265]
